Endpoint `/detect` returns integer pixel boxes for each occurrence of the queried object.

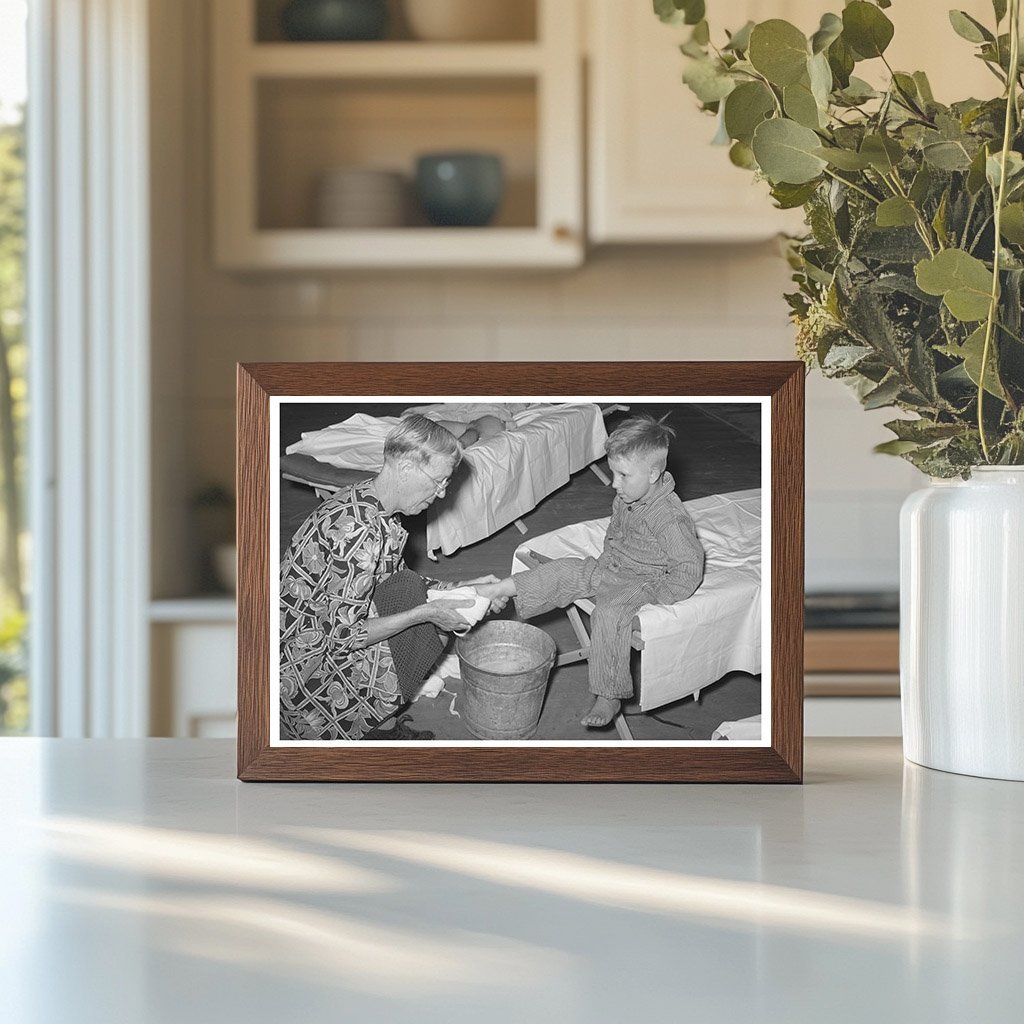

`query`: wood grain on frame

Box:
[237,362,804,783]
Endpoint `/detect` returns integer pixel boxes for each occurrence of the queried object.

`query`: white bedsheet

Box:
[286,404,609,557]
[511,489,762,711]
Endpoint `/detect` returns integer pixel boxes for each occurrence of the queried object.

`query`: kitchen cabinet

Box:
[150,600,237,738]
[587,0,810,243]
[211,0,583,268]
[586,0,998,244]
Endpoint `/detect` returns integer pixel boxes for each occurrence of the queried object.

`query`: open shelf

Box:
[257,76,537,232]
[212,0,582,268]
[248,41,544,77]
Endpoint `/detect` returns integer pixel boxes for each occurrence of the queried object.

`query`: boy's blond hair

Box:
[605,415,675,473]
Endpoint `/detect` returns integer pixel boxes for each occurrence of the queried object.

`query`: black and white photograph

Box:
[271,397,768,746]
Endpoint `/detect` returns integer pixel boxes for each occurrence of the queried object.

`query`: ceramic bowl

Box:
[414,152,504,227]
[403,0,534,42]
[280,0,388,42]
[315,168,407,228]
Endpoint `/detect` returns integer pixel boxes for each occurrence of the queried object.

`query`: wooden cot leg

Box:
[589,463,611,486]
[693,689,701,704]
[614,712,633,741]
[514,519,529,534]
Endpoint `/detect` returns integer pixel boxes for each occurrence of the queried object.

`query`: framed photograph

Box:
[237,362,803,782]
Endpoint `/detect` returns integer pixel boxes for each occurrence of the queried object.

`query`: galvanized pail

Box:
[456,620,556,740]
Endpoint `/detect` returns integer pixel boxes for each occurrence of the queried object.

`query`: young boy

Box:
[475,415,705,728]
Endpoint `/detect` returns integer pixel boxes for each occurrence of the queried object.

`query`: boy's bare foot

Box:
[581,696,621,728]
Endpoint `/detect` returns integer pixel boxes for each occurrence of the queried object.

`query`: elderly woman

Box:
[279,414,499,741]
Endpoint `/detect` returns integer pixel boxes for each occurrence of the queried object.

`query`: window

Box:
[0,0,28,734]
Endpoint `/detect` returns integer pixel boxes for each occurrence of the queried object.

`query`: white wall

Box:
[152,0,920,598]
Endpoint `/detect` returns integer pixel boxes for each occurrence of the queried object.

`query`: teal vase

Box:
[415,152,505,228]
[281,0,388,41]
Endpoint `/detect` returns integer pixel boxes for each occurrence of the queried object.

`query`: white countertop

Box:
[1,737,1021,1023]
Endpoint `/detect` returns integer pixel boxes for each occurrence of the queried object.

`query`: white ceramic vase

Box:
[900,467,1024,781]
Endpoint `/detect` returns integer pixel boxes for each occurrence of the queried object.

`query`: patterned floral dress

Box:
[279,480,441,740]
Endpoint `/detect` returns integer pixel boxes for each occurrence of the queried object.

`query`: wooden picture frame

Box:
[238,362,804,782]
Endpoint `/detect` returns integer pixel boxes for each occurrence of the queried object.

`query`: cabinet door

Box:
[588,0,1000,244]
[588,0,804,242]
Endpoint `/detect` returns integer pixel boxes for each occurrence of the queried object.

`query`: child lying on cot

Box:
[475,415,706,728]
[402,404,517,448]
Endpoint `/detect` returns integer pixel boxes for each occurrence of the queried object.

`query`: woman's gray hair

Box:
[383,413,463,469]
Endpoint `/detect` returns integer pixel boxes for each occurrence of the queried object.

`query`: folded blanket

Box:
[372,569,443,701]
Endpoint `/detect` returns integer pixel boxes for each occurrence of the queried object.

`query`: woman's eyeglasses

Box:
[417,463,451,496]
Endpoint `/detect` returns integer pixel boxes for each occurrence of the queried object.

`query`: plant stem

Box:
[978,0,1021,462]
[884,171,938,255]
[996,318,1024,345]
[822,167,880,204]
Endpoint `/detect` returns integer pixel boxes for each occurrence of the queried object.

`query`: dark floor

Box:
[277,401,764,741]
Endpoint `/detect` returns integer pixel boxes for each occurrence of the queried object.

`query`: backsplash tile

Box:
[183,250,916,591]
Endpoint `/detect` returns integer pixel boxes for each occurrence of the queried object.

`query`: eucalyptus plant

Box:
[657,0,1024,475]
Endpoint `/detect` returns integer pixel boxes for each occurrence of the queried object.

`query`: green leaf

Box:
[912,71,935,104]
[770,180,820,209]
[932,190,950,247]
[682,0,705,24]
[874,438,921,455]
[940,325,1006,398]
[813,146,872,170]
[784,80,824,129]
[729,140,757,169]
[653,0,705,26]
[915,249,994,322]
[845,76,879,101]
[986,150,1024,191]
[692,19,710,45]
[884,418,963,443]
[807,51,833,110]
[1000,203,1024,245]
[908,164,933,205]
[891,72,921,109]
[653,0,682,24]
[862,374,903,409]
[682,57,736,104]
[993,0,1008,24]
[723,20,755,53]
[948,10,994,44]
[810,12,843,54]
[827,35,856,89]
[922,140,973,171]
[842,1,894,59]
[748,20,809,87]
[967,144,991,194]
[751,118,828,184]
[723,81,776,145]
[876,197,918,228]
[860,133,904,173]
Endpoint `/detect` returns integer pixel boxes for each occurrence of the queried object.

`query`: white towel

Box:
[426,586,490,635]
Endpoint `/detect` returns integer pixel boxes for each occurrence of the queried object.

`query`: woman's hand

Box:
[424,597,475,632]
[472,579,516,613]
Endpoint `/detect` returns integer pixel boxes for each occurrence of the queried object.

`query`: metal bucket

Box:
[455,620,556,740]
